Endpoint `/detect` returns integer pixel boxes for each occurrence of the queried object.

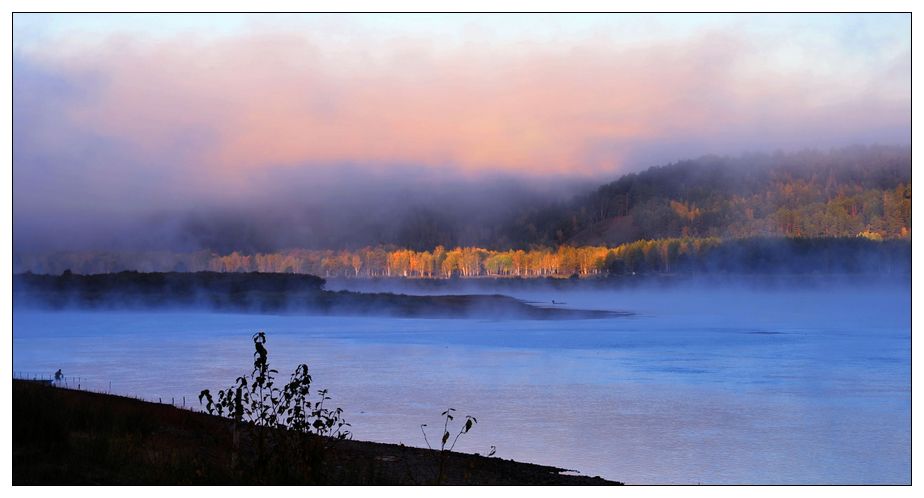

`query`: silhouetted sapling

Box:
[420,408,487,484]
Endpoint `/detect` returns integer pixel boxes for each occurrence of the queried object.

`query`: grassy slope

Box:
[13,380,618,485]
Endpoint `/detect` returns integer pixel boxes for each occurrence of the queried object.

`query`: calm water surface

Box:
[13,282,910,484]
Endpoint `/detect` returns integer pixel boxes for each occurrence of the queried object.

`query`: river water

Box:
[12,279,910,484]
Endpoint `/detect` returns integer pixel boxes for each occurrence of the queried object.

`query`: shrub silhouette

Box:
[199,331,351,439]
[198,332,350,482]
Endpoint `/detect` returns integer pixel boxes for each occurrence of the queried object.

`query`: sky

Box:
[12,13,911,252]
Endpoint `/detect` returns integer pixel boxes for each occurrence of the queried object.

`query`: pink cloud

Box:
[22,24,910,183]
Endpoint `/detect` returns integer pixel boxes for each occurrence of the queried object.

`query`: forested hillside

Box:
[13,146,911,277]
[507,145,910,247]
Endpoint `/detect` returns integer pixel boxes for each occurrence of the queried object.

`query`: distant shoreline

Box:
[324,271,911,290]
[12,271,628,320]
[14,237,911,278]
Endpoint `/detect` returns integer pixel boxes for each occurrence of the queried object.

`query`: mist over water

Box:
[12,278,910,484]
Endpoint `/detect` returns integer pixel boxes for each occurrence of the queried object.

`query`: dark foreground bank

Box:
[13,271,625,319]
[13,380,619,485]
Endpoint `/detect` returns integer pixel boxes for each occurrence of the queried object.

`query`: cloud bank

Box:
[13,14,910,252]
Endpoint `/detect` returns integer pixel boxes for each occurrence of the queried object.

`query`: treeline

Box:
[15,237,910,277]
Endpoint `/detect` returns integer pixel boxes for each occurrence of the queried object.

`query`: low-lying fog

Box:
[12,279,910,484]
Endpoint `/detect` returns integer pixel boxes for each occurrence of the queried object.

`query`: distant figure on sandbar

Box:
[54,369,63,384]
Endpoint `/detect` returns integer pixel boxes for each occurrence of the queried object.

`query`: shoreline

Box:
[12,271,630,320]
[13,380,620,485]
